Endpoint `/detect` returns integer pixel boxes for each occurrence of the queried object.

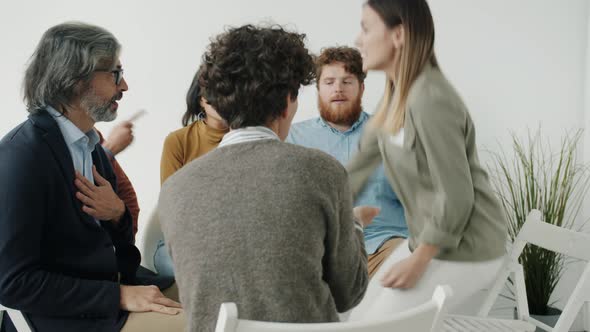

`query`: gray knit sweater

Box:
[159,139,368,332]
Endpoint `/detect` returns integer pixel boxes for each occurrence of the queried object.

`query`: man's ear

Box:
[280,95,294,119]
[73,79,88,96]
[360,82,365,96]
[280,107,289,119]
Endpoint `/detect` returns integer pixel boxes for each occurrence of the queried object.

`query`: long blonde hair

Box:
[367,0,438,134]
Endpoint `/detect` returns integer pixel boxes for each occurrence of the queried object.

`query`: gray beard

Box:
[81,90,117,122]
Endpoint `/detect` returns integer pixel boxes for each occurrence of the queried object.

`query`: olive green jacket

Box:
[348,64,507,261]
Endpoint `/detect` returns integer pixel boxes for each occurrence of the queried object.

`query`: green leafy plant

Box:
[487,130,589,315]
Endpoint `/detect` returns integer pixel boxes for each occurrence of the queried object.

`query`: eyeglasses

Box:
[96,68,124,85]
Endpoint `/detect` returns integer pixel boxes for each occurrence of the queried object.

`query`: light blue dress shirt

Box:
[46,106,101,225]
[287,112,408,254]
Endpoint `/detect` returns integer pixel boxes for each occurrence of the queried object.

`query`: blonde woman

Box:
[348,0,507,319]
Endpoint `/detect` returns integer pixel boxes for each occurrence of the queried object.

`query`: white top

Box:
[389,128,405,147]
[218,126,279,147]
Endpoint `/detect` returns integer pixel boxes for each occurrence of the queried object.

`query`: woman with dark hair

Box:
[347,0,507,318]
[155,65,229,278]
[160,65,229,184]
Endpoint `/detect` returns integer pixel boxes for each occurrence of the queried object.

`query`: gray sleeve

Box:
[323,166,368,313]
[410,95,474,249]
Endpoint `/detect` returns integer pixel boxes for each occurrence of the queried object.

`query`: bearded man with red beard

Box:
[287,46,408,279]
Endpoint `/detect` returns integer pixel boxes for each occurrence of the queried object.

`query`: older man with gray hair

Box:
[0,22,182,332]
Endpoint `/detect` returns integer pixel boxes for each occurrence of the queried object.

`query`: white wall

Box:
[1,0,589,327]
[429,2,589,328]
[431,0,587,151]
[0,0,374,238]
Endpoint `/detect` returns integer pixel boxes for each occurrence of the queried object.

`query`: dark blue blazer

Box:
[0,110,141,332]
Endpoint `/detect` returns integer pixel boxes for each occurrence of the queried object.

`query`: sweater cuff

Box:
[102,145,115,161]
[353,222,364,233]
[418,222,462,249]
[352,215,364,233]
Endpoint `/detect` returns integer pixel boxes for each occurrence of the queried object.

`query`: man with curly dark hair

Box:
[158,25,369,331]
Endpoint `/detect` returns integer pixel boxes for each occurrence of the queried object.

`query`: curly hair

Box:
[316,46,366,87]
[200,24,315,129]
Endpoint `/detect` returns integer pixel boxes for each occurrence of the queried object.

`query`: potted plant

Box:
[487,129,589,326]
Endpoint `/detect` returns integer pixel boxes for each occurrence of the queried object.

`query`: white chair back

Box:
[215,285,452,332]
[474,209,590,332]
[0,304,33,332]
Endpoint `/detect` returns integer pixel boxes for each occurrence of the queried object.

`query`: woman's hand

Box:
[380,244,439,289]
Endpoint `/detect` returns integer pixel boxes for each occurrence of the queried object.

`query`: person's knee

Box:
[153,242,175,278]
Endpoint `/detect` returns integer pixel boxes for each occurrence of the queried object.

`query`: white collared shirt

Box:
[46,106,100,225]
[218,126,279,147]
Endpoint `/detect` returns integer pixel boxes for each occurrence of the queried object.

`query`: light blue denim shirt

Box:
[46,106,101,225]
[287,112,407,254]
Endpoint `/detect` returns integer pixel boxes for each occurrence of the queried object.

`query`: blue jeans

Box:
[154,239,175,278]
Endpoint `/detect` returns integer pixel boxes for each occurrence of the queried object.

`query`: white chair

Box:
[139,208,163,271]
[0,304,33,332]
[215,285,452,332]
[444,209,590,332]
